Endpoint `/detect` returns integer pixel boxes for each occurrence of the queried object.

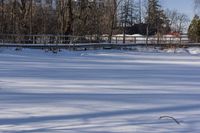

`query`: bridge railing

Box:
[0,34,190,45]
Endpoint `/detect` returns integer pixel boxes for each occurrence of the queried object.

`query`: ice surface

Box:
[0,48,200,132]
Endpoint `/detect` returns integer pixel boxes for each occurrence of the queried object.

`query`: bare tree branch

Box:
[159,116,181,125]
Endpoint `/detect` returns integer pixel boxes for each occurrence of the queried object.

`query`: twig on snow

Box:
[159,116,181,125]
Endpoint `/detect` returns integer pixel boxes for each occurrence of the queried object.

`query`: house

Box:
[125,23,148,35]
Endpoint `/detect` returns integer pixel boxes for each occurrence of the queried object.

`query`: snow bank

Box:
[1,46,200,56]
[187,47,200,55]
[130,34,143,37]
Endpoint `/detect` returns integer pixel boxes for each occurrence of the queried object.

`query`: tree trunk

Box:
[1,0,4,33]
[30,0,33,35]
[108,0,117,43]
[65,0,73,36]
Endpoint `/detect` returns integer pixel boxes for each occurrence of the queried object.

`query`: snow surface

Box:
[0,48,200,133]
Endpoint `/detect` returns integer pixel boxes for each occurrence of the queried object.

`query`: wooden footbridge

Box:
[0,34,199,50]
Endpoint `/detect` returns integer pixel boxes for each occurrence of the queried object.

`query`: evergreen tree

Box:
[146,0,170,35]
[188,15,200,42]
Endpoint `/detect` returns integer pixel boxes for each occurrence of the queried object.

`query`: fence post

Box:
[170,37,171,44]
[33,35,35,44]
[134,37,136,44]
[146,35,148,47]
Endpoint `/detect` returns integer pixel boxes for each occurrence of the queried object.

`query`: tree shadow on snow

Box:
[0,103,200,125]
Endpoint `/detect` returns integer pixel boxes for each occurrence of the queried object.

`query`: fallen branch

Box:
[159,116,181,125]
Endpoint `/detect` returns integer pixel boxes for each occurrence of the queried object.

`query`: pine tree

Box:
[146,0,169,35]
[188,15,200,42]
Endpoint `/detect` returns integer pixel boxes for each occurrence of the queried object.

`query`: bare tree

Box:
[165,9,190,33]
[138,0,142,23]
[57,0,67,34]
[65,0,73,35]
[0,0,144,37]
[50,0,73,37]
[176,13,190,33]
[1,0,4,34]
[107,0,122,43]
[194,0,200,13]
[30,0,33,34]
[9,0,34,34]
[73,0,88,36]
[12,0,17,34]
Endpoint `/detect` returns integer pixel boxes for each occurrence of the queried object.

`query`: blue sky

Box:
[161,0,194,20]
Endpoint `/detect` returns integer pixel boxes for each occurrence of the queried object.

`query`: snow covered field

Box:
[0,48,200,133]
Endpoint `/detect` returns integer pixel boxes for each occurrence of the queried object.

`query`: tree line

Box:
[0,0,191,40]
[0,0,117,37]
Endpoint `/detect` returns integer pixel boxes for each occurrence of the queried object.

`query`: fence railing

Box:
[0,34,190,46]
